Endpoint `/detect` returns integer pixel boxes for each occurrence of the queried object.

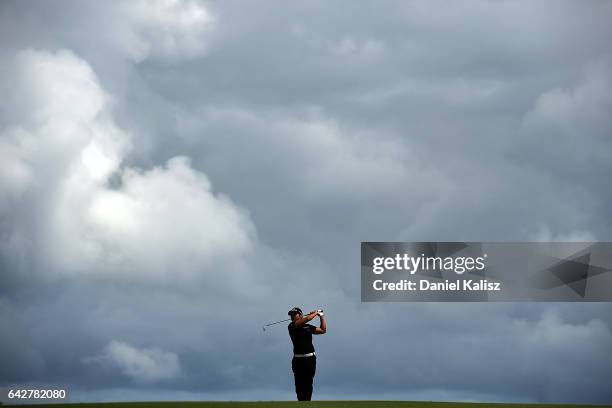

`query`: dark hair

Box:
[288,307,303,316]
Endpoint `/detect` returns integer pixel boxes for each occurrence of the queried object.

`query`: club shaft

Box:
[264,318,291,327]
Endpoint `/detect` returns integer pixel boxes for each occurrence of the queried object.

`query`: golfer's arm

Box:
[314,315,326,334]
[294,312,318,327]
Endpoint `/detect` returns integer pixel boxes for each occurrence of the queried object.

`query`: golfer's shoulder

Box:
[288,321,309,331]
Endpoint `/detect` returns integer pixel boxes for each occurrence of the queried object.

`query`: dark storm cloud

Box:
[1,0,612,404]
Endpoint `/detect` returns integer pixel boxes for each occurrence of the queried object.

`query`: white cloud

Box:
[532,225,597,243]
[519,311,611,350]
[83,340,181,383]
[113,0,215,61]
[198,108,444,201]
[1,49,255,282]
[77,156,255,280]
[16,49,108,123]
[0,135,32,212]
[332,37,386,59]
[523,59,612,138]
[513,310,612,400]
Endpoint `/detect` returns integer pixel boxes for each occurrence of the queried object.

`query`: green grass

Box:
[4,402,611,408]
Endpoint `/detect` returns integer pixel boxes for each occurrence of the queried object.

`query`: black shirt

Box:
[288,322,316,354]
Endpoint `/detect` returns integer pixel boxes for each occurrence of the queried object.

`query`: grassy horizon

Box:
[4,401,612,408]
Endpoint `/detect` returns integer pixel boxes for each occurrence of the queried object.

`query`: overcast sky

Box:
[1,0,612,404]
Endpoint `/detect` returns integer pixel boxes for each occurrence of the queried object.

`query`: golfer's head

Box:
[288,307,302,321]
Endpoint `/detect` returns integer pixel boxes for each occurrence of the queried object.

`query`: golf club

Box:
[262,310,324,331]
[262,318,291,331]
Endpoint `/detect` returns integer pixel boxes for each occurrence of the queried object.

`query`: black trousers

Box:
[291,355,316,401]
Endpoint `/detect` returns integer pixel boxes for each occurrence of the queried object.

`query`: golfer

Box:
[287,307,326,401]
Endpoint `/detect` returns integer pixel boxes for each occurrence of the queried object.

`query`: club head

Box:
[262,326,266,332]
